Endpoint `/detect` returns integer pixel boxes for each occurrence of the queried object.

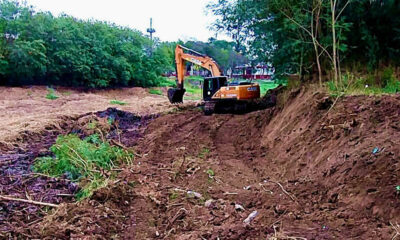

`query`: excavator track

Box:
[204,101,216,115]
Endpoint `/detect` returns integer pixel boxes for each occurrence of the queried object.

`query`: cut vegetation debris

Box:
[34,134,133,200]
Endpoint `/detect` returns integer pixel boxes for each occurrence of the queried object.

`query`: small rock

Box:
[205,199,215,208]
[235,204,245,211]
[243,185,251,190]
[187,191,203,199]
[243,210,258,225]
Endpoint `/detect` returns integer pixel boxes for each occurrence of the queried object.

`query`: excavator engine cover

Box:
[168,88,186,103]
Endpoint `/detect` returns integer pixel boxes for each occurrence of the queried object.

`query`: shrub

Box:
[34,134,133,199]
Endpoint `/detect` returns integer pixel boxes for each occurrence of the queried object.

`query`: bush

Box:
[34,134,133,199]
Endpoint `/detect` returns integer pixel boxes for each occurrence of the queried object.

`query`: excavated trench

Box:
[1,87,400,239]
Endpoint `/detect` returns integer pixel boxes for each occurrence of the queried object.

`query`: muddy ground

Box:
[1,86,400,239]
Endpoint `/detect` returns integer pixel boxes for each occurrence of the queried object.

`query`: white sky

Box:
[26,0,227,42]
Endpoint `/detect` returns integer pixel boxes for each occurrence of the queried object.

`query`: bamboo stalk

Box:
[0,195,59,208]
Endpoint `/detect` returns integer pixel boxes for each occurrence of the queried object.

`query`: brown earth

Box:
[0,86,193,146]
[1,86,400,239]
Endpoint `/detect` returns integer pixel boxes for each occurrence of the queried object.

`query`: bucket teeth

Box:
[168,88,186,103]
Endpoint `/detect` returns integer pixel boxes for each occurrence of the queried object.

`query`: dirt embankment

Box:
[23,86,398,239]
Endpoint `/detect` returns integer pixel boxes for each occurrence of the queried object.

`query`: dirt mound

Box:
[4,86,400,239]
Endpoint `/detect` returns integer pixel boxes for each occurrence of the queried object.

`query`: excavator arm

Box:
[168,45,222,103]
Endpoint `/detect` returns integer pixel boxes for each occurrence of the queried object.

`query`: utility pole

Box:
[147,18,156,54]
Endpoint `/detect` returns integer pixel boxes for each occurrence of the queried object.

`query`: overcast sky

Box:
[26,0,226,42]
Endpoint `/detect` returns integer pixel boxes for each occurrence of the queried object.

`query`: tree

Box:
[0,0,175,88]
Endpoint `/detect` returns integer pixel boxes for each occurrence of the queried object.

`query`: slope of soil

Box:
[34,86,400,239]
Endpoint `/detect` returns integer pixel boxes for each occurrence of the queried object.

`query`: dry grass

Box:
[0,86,196,144]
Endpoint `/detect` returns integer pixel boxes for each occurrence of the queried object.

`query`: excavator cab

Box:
[203,77,228,101]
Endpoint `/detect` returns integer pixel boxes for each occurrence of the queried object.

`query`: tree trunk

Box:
[331,0,338,86]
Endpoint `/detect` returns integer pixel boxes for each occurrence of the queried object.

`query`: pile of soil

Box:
[2,86,400,239]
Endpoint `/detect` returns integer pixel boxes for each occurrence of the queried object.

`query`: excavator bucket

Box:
[168,88,186,103]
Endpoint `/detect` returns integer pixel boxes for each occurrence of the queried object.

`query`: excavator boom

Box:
[168,45,222,103]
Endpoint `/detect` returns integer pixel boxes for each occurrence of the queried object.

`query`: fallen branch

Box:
[267,180,297,203]
[111,140,143,158]
[0,195,59,208]
[166,208,187,230]
[391,222,400,240]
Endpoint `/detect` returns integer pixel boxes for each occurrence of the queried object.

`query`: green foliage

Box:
[206,169,215,177]
[255,80,280,96]
[198,147,210,159]
[107,117,115,125]
[396,186,400,192]
[148,88,162,95]
[183,40,248,73]
[169,191,179,200]
[34,134,133,200]
[208,0,400,79]
[0,0,172,88]
[46,88,58,100]
[110,100,127,105]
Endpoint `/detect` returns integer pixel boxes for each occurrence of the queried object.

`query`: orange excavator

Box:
[168,45,260,115]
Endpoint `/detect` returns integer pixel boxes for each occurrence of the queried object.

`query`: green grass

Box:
[186,75,204,81]
[327,71,400,97]
[256,80,280,96]
[34,134,133,200]
[46,88,59,100]
[183,80,202,101]
[110,100,127,105]
[149,88,163,95]
[62,91,72,96]
[158,77,176,87]
[198,147,210,159]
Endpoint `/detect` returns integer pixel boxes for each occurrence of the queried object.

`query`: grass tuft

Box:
[149,89,163,95]
[46,88,59,100]
[110,100,127,105]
